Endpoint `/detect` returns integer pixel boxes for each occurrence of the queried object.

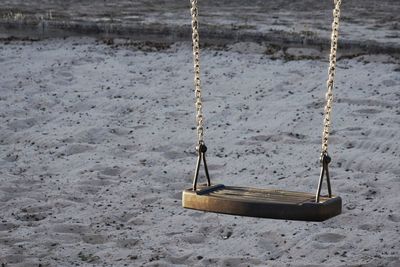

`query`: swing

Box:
[182,0,343,221]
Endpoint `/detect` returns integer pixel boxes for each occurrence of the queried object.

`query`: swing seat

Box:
[182,184,341,221]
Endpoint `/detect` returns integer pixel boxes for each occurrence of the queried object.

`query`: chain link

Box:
[321,0,342,156]
[190,0,204,145]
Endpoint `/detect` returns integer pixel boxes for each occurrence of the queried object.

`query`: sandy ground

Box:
[1,0,399,53]
[0,38,399,266]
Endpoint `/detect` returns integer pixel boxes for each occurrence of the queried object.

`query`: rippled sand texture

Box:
[0,38,399,266]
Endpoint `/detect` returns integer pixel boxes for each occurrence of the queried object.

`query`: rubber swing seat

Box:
[182,184,342,221]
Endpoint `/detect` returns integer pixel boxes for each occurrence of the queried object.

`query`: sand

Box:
[1,0,400,54]
[0,38,399,266]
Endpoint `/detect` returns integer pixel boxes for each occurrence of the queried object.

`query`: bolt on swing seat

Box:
[182,0,343,221]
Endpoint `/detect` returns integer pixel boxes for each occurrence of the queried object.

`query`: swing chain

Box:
[321,0,342,156]
[190,0,342,156]
[190,0,211,190]
[316,0,342,201]
[190,0,204,146]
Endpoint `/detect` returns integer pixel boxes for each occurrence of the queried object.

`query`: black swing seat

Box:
[182,184,342,221]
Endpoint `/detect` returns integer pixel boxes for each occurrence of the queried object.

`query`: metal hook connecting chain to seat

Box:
[193,143,211,191]
[316,0,342,202]
[316,153,332,203]
[190,0,211,190]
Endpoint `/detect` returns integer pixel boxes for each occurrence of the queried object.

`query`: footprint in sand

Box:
[52,224,90,234]
[60,143,95,156]
[382,79,397,87]
[256,231,285,259]
[182,233,205,244]
[71,56,105,66]
[128,217,146,226]
[353,108,382,115]
[116,238,140,248]
[164,252,192,265]
[53,69,76,86]
[0,223,18,231]
[15,212,47,222]
[7,118,37,131]
[82,234,106,245]
[338,98,395,108]
[250,135,276,142]
[75,127,110,144]
[140,197,159,205]
[77,177,114,194]
[1,254,25,265]
[162,150,189,160]
[221,257,263,266]
[313,233,345,243]
[99,166,122,176]
[2,153,19,162]
[358,224,383,232]
[14,205,53,222]
[387,214,400,223]
[80,178,114,187]
[341,127,400,173]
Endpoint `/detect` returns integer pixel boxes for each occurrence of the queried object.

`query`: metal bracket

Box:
[192,143,211,191]
[315,153,332,203]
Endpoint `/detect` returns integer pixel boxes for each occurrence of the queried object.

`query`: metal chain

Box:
[321,0,342,156]
[190,0,342,152]
[190,0,204,145]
